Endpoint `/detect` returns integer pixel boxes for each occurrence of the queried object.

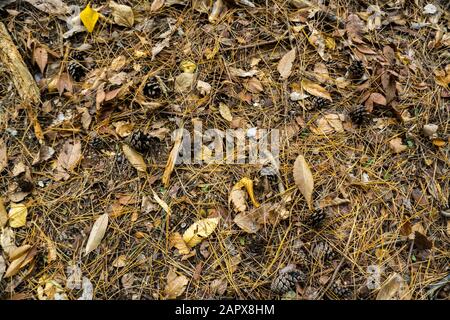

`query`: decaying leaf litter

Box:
[0,0,449,300]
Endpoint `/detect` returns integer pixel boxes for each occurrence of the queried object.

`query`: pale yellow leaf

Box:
[152,191,171,216]
[4,245,36,278]
[162,128,183,187]
[229,188,247,213]
[388,137,407,154]
[112,255,127,268]
[293,154,314,209]
[0,138,7,173]
[219,102,233,121]
[57,140,82,172]
[314,62,331,83]
[277,48,296,80]
[0,197,7,228]
[84,213,109,256]
[8,203,28,228]
[151,0,165,12]
[376,273,411,300]
[165,268,189,299]
[182,217,219,248]
[301,79,332,101]
[109,1,134,27]
[79,3,99,33]
[122,144,147,172]
[169,232,190,255]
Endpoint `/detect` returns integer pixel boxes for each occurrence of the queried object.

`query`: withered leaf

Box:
[0,138,8,173]
[162,128,183,187]
[0,197,7,227]
[182,217,219,248]
[109,1,134,27]
[151,0,165,11]
[277,48,296,80]
[301,80,332,101]
[85,213,109,256]
[293,154,314,209]
[57,140,82,172]
[169,232,190,255]
[33,47,48,74]
[165,268,189,299]
[122,144,147,172]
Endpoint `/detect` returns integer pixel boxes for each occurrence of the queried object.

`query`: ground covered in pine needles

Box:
[0,0,449,300]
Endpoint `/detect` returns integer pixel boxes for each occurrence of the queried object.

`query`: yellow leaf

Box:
[182,217,219,248]
[169,232,190,255]
[293,155,314,209]
[219,102,233,121]
[80,3,99,33]
[180,60,197,73]
[8,203,28,228]
[301,79,332,101]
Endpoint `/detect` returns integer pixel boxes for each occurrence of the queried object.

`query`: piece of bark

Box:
[0,22,40,105]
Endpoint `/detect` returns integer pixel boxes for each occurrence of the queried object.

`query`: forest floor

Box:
[0,0,449,300]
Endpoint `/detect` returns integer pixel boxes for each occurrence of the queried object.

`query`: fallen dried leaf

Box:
[85,213,109,256]
[8,203,28,228]
[169,232,190,255]
[0,138,6,173]
[33,47,48,74]
[165,268,189,299]
[293,154,314,209]
[277,48,296,80]
[389,137,407,153]
[301,79,332,101]
[109,1,134,27]
[376,273,410,300]
[122,144,147,172]
[151,0,165,12]
[0,197,7,227]
[182,217,219,248]
[219,102,233,121]
[162,128,183,187]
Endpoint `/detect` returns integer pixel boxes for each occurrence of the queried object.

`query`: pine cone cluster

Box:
[306,210,326,228]
[329,282,352,299]
[90,136,107,151]
[68,51,87,82]
[129,130,159,153]
[143,78,162,98]
[311,241,336,261]
[349,105,370,125]
[311,96,329,110]
[348,60,365,81]
[271,267,306,294]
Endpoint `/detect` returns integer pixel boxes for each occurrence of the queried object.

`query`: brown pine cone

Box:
[271,265,306,294]
[329,282,352,299]
[311,241,336,261]
[305,209,326,228]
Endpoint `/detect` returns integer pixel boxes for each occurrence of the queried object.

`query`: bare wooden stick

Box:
[0,22,40,105]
